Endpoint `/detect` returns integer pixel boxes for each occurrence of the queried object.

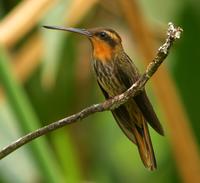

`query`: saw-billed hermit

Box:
[43,25,164,170]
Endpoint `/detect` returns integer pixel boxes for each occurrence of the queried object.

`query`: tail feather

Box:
[112,104,157,170]
[133,121,157,170]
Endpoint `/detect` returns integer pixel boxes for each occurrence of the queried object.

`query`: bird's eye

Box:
[99,32,107,38]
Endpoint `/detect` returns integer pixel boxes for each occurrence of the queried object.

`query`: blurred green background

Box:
[0,0,199,183]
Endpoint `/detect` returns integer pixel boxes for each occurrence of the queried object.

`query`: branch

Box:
[0,23,182,160]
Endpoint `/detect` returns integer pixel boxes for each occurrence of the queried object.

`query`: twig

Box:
[0,23,182,160]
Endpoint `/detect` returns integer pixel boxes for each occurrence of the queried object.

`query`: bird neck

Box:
[91,40,123,63]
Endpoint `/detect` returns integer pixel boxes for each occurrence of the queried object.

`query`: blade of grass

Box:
[64,0,98,26]
[0,46,64,182]
[41,0,70,89]
[0,33,42,105]
[12,33,43,83]
[52,129,82,183]
[49,36,82,182]
[41,34,83,182]
[0,0,57,47]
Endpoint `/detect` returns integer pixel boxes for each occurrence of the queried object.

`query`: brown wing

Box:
[98,81,157,170]
[112,105,136,144]
[97,81,136,144]
[116,57,164,136]
[134,91,164,135]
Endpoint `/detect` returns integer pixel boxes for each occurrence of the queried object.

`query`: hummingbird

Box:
[43,25,164,170]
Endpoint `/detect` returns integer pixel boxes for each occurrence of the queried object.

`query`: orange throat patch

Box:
[92,39,113,62]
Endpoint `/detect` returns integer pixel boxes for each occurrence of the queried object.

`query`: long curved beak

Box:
[43,25,92,37]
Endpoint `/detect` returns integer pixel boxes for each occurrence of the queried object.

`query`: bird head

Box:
[43,26,123,61]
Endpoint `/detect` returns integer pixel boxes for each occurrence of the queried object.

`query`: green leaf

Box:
[0,46,64,182]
